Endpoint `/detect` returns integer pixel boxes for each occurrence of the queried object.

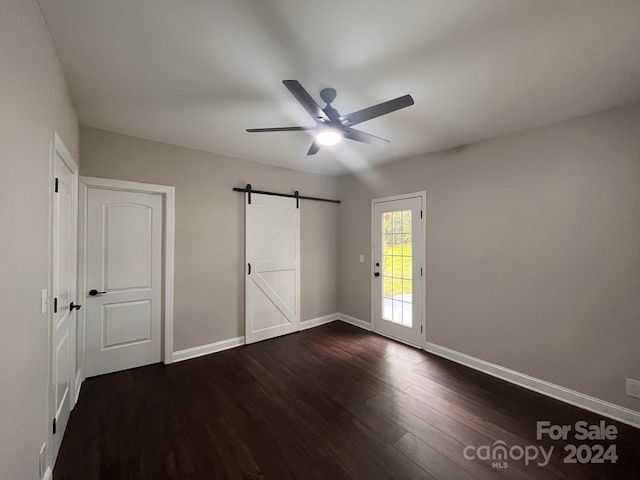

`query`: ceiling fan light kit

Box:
[316,129,342,146]
[247,80,414,155]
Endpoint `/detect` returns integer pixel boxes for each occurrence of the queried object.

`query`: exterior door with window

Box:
[372,194,425,346]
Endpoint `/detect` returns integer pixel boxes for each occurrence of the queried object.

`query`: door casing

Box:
[371,191,427,348]
[77,176,175,382]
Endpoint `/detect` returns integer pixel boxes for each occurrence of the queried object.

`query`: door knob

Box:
[70,302,81,311]
[89,289,106,296]
[374,272,380,277]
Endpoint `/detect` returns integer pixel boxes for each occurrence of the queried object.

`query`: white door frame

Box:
[370,191,427,347]
[48,132,78,471]
[77,176,175,384]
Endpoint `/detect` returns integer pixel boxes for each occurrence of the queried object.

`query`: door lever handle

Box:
[89,289,107,296]
[70,302,81,311]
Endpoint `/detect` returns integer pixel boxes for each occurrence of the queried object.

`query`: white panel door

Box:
[85,188,162,377]
[245,193,300,344]
[372,195,425,347]
[52,150,78,459]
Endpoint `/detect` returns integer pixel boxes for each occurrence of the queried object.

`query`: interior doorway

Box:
[78,177,175,377]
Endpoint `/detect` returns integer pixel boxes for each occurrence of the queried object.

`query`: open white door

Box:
[245,193,300,344]
[50,134,78,462]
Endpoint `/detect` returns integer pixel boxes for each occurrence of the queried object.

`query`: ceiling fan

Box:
[247,80,414,155]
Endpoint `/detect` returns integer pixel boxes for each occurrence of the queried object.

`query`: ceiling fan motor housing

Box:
[246,80,414,155]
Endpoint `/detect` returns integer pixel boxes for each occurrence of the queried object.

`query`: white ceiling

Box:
[38,0,640,176]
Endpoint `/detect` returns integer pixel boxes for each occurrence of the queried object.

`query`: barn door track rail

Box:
[233,184,341,206]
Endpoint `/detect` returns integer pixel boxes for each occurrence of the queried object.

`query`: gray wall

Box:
[337,101,640,411]
[2,6,638,477]
[0,1,79,478]
[79,127,339,351]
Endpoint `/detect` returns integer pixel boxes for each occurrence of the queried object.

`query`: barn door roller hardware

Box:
[233,184,340,206]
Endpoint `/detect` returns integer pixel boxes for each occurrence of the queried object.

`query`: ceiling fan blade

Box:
[246,126,315,132]
[283,80,329,122]
[307,141,321,155]
[344,128,390,147]
[341,94,414,127]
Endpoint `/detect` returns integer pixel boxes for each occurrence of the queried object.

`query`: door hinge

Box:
[421,325,423,333]
[54,178,59,193]
[248,263,251,275]
[420,267,423,277]
[53,298,57,313]
[420,210,423,219]
[52,418,56,435]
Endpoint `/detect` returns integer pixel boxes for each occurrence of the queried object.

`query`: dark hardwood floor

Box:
[54,321,640,479]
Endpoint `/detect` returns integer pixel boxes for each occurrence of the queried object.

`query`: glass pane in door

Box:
[381,209,413,327]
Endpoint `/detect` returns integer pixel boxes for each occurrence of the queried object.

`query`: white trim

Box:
[73,371,82,407]
[163,189,176,364]
[300,314,338,330]
[52,132,76,174]
[335,314,640,428]
[338,313,423,348]
[77,182,87,384]
[78,176,176,371]
[373,329,422,349]
[168,312,640,429]
[337,313,372,331]
[43,466,52,480]
[370,191,426,203]
[79,176,174,195]
[173,315,337,363]
[425,342,640,429]
[173,336,245,363]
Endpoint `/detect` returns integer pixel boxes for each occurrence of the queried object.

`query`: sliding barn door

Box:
[245,193,300,344]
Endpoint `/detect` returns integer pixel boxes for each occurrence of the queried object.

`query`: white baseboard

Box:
[43,466,52,480]
[73,371,83,406]
[300,314,338,330]
[373,329,422,349]
[337,313,372,331]
[425,342,640,429]
[173,336,245,363]
[336,315,640,428]
[169,314,638,428]
[171,315,338,363]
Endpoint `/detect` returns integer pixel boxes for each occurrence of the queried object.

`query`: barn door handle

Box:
[70,302,82,311]
[248,263,251,275]
[89,289,106,296]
